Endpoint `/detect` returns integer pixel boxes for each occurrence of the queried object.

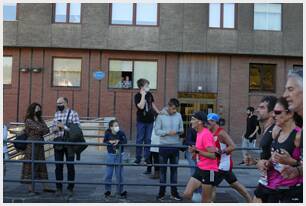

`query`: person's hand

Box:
[273,149,295,165]
[281,165,300,179]
[57,122,64,129]
[113,140,120,145]
[256,159,270,172]
[140,88,146,96]
[188,145,196,153]
[168,131,177,136]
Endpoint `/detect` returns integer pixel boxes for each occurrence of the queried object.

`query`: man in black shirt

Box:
[240,106,259,165]
[134,78,160,164]
[243,96,277,203]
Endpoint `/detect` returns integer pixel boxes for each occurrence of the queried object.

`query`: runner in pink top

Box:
[183,111,218,203]
[196,127,218,171]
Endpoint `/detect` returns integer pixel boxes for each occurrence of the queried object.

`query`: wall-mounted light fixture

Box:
[20,67,30,73]
[31,68,43,73]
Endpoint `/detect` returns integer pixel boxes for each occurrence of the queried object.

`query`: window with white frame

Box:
[53,58,82,87]
[3,56,13,85]
[54,3,81,23]
[108,60,157,89]
[209,3,235,29]
[111,3,158,26]
[254,3,281,31]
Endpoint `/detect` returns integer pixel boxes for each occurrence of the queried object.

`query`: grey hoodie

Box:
[154,107,184,145]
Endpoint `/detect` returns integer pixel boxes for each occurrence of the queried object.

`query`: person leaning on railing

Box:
[21,102,55,195]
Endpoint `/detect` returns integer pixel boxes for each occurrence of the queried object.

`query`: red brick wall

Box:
[3,48,178,139]
[3,47,302,142]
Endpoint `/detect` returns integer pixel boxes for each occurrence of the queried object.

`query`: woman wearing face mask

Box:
[21,102,54,194]
[183,111,218,203]
[253,97,302,203]
[103,120,128,199]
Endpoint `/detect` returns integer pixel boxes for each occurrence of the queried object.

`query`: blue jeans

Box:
[104,153,124,193]
[136,121,153,161]
[159,149,179,195]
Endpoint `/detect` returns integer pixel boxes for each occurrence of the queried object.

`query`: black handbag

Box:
[14,132,28,151]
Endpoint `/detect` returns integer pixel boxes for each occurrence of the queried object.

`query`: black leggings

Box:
[146,152,160,172]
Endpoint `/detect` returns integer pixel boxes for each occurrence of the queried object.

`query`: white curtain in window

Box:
[3,57,13,84]
[254,3,281,31]
[53,58,82,87]
[133,61,157,89]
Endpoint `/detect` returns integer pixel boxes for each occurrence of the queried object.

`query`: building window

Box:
[111,3,158,26]
[3,56,13,85]
[3,3,17,21]
[54,3,81,23]
[249,64,276,92]
[53,58,82,87]
[254,3,281,31]
[108,60,157,89]
[209,3,235,29]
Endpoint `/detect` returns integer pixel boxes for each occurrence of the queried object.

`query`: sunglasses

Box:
[273,110,288,115]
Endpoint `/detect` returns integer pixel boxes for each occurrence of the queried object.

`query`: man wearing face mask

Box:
[51,97,80,197]
[134,78,160,165]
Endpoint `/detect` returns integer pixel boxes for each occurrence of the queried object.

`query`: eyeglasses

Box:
[273,110,287,115]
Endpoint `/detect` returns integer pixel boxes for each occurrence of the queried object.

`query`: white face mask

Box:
[144,87,150,92]
[112,126,120,133]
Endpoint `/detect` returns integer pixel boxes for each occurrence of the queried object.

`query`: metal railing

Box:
[4,137,261,194]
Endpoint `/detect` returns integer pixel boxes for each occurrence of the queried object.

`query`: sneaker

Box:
[134,159,141,164]
[104,191,111,198]
[156,193,165,201]
[149,171,160,179]
[144,158,152,165]
[55,188,63,197]
[170,193,182,201]
[120,191,127,198]
[67,189,74,197]
[239,161,245,165]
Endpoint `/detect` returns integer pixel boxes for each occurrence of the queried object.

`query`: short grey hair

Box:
[288,69,303,89]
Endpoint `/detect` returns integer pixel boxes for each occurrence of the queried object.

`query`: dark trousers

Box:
[54,147,75,190]
[159,149,179,195]
[146,151,160,172]
[136,121,153,161]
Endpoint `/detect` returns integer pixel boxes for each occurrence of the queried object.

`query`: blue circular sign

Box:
[93,71,105,80]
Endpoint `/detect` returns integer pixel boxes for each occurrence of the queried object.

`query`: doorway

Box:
[178,92,217,138]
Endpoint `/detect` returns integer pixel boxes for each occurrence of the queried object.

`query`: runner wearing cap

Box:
[183,111,218,203]
[207,113,252,202]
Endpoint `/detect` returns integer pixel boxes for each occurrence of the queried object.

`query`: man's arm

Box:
[152,103,160,114]
[51,113,59,133]
[178,114,184,135]
[218,130,235,154]
[154,115,168,137]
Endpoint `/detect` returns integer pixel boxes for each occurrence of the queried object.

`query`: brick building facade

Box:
[3,3,303,142]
